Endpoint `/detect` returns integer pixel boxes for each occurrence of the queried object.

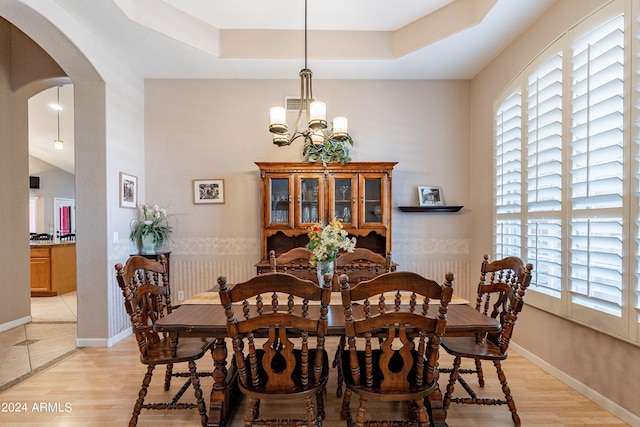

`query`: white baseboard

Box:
[76,327,132,348]
[0,315,31,333]
[511,342,640,426]
[107,327,132,347]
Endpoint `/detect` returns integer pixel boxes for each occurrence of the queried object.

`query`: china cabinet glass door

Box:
[331,175,356,227]
[297,175,323,226]
[360,175,386,227]
[267,176,292,227]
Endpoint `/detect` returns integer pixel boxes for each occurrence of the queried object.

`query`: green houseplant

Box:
[130,204,172,253]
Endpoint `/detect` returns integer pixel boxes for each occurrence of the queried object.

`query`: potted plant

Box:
[130,204,172,254]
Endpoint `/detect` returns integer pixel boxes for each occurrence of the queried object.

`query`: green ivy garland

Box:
[302,135,354,166]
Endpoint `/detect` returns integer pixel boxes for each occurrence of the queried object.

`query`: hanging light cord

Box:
[57,86,61,140]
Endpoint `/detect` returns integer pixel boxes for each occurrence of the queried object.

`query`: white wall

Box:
[29,155,74,234]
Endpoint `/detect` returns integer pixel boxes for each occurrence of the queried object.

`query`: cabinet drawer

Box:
[30,247,51,258]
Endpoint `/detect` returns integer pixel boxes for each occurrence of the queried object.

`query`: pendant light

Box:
[54,86,63,150]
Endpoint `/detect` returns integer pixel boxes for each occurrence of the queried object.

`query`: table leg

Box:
[207,338,238,427]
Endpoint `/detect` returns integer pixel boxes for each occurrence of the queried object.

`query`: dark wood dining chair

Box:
[338,271,454,427]
[268,247,318,282]
[218,272,332,427]
[333,247,394,396]
[335,247,393,284]
[441,254,533,427]
[115,255,214,427]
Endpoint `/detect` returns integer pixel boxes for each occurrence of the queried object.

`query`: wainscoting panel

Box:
[171,257,256,301]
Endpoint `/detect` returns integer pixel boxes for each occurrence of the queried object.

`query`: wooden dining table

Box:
[155,293,499,427]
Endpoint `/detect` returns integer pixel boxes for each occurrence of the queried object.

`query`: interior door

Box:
[53,197,75,240]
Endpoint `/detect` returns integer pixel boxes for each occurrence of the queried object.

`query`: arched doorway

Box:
[0,3,110,348]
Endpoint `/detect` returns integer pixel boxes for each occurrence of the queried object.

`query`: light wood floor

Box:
[0,334,628,426]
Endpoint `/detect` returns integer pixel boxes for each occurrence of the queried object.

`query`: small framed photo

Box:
[119,172,138,209]
[193,179,225,204]
[418,186,444,206]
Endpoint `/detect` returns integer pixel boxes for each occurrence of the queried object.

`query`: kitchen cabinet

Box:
[30,242,77,297]
[256,162,396,260]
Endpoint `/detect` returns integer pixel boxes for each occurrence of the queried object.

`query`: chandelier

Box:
[268,0,351,152]
[54,85,63,150]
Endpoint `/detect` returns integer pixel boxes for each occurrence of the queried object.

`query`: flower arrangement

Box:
[130,204,172,247]
[306,218,356,265]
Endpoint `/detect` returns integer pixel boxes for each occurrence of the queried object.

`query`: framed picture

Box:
[193,179,225,204]
[119,172,138,209]
[418,186,444,206]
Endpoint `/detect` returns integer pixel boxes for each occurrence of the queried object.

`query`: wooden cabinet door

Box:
[30,256,51,292]
[358,173,388,229]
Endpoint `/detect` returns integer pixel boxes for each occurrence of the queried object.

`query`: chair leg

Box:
[316,388,325,420]
[244,397,260,427]
[475,358,485,387]
[494,360,520,427]
[443,355,461,411]
[164,363,173,391]
[304,395,319,427]
[341,388,352,420]
[354,396,368,427]
[130,365,154,427]
[334,335,346,397]
[413,398,430,427]
[187,360,208,427]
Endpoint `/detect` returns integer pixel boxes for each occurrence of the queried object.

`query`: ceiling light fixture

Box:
[54,86,63,150]
[268,0,351,151]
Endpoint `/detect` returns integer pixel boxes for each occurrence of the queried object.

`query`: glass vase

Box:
[316,260,334,287]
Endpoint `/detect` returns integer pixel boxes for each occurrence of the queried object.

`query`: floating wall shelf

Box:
[398,206,463,213]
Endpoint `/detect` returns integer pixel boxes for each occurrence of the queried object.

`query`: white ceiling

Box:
[28,0,558,172]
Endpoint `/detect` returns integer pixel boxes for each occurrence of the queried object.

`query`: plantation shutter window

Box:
[569,14,624,317]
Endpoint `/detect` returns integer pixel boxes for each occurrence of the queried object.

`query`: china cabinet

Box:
[256,162,396,261]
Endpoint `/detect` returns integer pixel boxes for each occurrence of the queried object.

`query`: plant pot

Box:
[141,234,156,254]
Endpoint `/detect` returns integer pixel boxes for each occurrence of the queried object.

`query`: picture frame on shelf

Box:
[418,186,444,206]
[119,172,138,209]
[193,179,225,204]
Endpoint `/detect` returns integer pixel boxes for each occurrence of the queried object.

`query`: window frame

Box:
[493,0,639,344]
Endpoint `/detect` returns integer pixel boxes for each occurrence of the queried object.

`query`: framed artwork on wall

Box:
[418,185,444,206]
[119,172,138,209]
[193,179,225,204]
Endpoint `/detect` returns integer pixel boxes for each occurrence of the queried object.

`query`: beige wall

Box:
[470,0,639,421]
[144,78,475,296]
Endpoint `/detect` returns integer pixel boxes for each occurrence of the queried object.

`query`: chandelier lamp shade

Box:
[268,0,350,148]
[54,85,63,150]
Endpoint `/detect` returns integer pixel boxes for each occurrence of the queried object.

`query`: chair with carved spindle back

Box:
[115,255,214,427]
[440,254,533,427]
[218,272,332,427]
[268,247,318,283]
[335,247,393,284]
[338,271,454,427]
[332,247,395,397]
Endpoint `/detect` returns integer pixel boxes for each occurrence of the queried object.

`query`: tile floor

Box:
[0,291,77,391]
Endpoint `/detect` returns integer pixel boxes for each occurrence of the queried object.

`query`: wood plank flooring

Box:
[0,334,628,426]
